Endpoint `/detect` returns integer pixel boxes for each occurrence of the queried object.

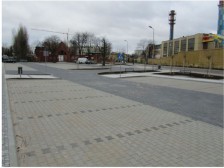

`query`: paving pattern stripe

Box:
[12,95,114,104]
[12,104,143,119]
[9,89,92,94]
[7,84,78,89]
[18,119,194,158]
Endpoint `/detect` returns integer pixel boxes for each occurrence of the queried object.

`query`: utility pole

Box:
[124,40,128,62]
[149,26,155,70]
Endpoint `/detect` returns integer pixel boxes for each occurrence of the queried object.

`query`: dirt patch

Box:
[155,72,224,80]
[98,70,158,75]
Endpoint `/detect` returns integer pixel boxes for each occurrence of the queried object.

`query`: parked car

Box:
[19,59,28,62]
[85,60,95,64]
[8,57,16,63]
[2,55,9,62]
[3,56,16,63]
[77,58,88,64]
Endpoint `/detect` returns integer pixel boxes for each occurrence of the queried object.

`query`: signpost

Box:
[43,50,49,73]
[118,53,124,78]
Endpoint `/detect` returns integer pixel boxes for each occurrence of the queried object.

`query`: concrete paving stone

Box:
[4,76,224,167]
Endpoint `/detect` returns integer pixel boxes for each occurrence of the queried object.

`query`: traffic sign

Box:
[118,53,123,61]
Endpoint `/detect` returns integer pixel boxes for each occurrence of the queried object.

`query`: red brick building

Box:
[35,42,70,62]
[57,42,70,62]
[35,42,106,63]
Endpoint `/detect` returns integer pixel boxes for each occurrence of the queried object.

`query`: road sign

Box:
[118,53,123,61]
[43,51,49,57]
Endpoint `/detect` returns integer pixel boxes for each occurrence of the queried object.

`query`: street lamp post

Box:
[148,26,155,58]
[149,26,155,70]
[124,40,128,62]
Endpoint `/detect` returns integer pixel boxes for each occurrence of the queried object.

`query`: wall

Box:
[146,48,224,69]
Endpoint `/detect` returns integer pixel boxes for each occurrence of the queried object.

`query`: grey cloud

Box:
[2,1,218,54]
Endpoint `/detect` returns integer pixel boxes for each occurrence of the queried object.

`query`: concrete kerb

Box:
[2,65,18,166]
[5,74,59,79]
[100,70,224,84]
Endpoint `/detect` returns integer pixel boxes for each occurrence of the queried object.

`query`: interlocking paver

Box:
[4,78,224,167]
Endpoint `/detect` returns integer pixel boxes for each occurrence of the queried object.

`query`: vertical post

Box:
[120,60,121,78]
[45,52,46,72]
[183,53,186,73]
[149,26,155,70]
[44,49,48,73]
[124,40,128,63]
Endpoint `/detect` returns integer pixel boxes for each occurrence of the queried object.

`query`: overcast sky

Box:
[2,0,218,54]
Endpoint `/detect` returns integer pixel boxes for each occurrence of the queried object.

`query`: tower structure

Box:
[217,0,224,36]
[169,10,176,40]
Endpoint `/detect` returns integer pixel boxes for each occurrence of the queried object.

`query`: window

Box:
[163,43,167,56]
[181,39,186,51]
[168,41,173,56]
[188,38,195,51]
[203,42,208,49]
[174,41,179,54]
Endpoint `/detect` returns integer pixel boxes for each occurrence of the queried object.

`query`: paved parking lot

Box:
[3,63,224,166]
[5,78,223,166]
[124,76,224,95]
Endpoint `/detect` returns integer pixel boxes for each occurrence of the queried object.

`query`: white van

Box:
[77,58,88,64]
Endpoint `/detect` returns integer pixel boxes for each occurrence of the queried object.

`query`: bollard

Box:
[18,67,23,74]
[18,67,22,78]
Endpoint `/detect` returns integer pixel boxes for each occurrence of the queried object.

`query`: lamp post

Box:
[124,40,128,62]
[149,26,155,70]
[148,26,155,58]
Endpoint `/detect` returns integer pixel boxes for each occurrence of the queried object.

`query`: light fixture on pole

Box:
[124,40,128,55]
[148,26,155,59]
[124,40,128,63]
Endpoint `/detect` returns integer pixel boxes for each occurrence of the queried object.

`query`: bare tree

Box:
[100,38,112,66]
[86,33,96,55]
[137,39,151,50]
[70,32,88,55]
[137,39,153,62]
[92,36,102,53]
[13,25,29,61]
[42,35,60,62]
[42,35,60,54]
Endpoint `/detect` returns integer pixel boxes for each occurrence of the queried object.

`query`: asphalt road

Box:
[6,63,224,127]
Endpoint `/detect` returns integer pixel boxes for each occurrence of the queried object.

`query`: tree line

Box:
[2,25,112,65]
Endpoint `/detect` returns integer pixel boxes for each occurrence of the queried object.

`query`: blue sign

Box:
[118,53,124,61]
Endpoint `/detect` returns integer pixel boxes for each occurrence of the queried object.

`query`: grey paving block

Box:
[151,127,159,130]
[126,132,134,136]
[83,140,92,145]
[56,145,65,151]
[166,124,173,127]
[25,151,36,157]
[94,138,103,143]
[159,125,167,128]
[105,136,114,140]
[42,148,51,154]
[116,134,125,138]
[70,143,78,148]
[134,130,143,134]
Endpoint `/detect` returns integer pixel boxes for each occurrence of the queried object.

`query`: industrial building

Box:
[161,33,221,57]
